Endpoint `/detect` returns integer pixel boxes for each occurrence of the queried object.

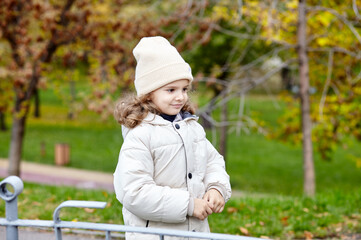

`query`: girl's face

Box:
[150,79,190,115]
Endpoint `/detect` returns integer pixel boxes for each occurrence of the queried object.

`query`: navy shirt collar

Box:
[160,113,177,122]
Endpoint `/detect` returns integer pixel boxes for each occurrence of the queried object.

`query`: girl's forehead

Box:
[163,79,189,87]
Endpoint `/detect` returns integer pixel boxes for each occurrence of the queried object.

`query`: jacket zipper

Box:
[174,122,191,232]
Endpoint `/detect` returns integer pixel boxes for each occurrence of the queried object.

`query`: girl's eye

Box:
[167,89,174,93]
[183,88,188,92]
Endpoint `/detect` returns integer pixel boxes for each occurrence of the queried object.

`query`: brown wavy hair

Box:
[114,93,195,129]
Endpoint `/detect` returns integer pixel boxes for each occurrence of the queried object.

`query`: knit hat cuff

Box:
[135,62,193,96]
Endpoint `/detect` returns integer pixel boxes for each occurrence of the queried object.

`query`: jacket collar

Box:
[122,112,198,139]
[143,112,198,125]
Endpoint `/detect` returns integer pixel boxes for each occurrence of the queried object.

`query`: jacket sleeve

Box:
[113,129,190,223]
[203,139,232,202]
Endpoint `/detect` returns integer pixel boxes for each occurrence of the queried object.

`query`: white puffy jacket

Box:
[113,112,232,239]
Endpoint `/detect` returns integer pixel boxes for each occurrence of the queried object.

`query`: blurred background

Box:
[0,0,361,239]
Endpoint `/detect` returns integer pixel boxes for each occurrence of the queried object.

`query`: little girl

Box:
[113,36,232,239]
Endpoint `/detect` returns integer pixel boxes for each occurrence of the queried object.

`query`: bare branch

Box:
[194,77,230,87]
[307,46,361,59]
[200,59,296,114]
[319,49,334,121]
[235,93,245,135]
[199,110,266,135]
[198,0,206,18]
[267,0,278,30]
[308,6,361,45]
[351,68,361,85]
[237,0,243,21]
[353,0,361,20]
[231,45,292,78]
[215,24,295,47]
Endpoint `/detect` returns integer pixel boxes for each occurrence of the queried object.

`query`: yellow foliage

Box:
[316,37,330,47]
[94,3,110,15]
[316,12,334,27]
[212,5,238,22]
[286,0,298,10]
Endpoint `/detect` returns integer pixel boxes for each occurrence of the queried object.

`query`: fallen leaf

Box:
[227,207,238,213]
[84,208,95,213]
[304,231,313,240]
[281,216,289,226]
[245,222,255,228]
[260,236,270,239]
[303,208,309,213]
[32,201,41,206]
[102,191,108,197]
[239,227,249,236]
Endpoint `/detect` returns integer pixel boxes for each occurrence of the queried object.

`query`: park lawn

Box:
[0,182,360,239]
[0,88,361,238]
[1,89,361,195]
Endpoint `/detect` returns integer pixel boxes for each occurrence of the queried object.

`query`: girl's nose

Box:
[176,91,185,100]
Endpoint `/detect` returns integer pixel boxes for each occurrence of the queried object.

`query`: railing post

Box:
[53,200,107,240]
[105,231,112,240]
[0,176,24,240]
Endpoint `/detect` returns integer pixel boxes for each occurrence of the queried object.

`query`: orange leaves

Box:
[239,227,249,236]
[84,207,95,213]
[227,207,238,214]
[304,231,314,240]
[281,216,289,226]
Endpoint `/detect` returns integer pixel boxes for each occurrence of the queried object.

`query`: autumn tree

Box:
[0,0,147,175]
[0,0,216,176]
[297,0,315,196]
[174,0,361,196]
[228,0,361,195]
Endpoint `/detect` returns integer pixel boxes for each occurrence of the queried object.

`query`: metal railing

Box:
[0,176,262,240]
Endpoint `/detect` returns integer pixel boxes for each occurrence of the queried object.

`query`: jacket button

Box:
[188,173,192,179]
[175,124,180,129]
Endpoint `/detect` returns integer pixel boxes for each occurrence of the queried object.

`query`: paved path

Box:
[0,158,114,192]
[0,158,243,197]
[0,227,114,240]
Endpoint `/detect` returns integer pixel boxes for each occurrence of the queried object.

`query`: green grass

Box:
[0,182,123,224]
[1,89,361,195]
[1,88,361,238]
[225,131,361,195]
[209,188,361,239]
[0,183,360,239]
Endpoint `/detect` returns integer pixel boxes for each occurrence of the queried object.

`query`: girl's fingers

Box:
[206,205,213,215]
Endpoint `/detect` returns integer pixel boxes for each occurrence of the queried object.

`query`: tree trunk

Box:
[33,87,40,118]
[298,0,315,196]
[0,112,6,131]
[281,66,293,91]
[8,70,39,176]
[219,92,228,163]
[8,115,26,176]
[67,80,76,120]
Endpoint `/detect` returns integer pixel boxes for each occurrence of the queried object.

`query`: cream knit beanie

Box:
[133,36,193,96]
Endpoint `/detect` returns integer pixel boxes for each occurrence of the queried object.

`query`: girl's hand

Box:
[203,189,225,213]
[193,198,213,220]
